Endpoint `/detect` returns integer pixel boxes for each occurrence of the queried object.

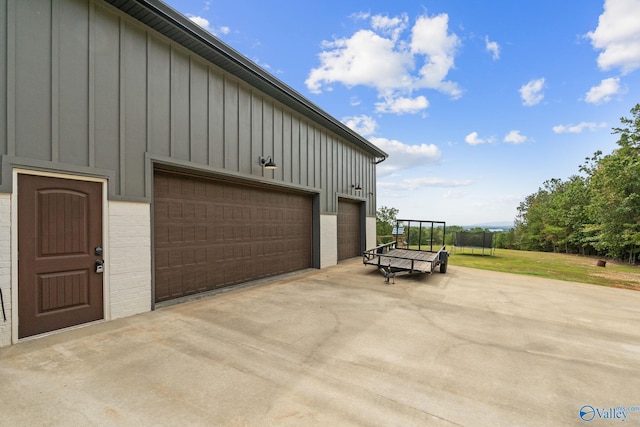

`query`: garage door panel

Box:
[154,171,312,302]
[337,199,362,261]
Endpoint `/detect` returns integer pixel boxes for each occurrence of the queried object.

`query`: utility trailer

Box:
[363,219,449,283]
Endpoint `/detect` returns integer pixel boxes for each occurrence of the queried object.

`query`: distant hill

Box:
[460,222,513,231]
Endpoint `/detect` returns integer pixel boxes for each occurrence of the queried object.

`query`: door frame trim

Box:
[11,169,110,344]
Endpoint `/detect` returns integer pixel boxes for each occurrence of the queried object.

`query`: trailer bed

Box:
[363,219,449,283]
[363,248,439,273]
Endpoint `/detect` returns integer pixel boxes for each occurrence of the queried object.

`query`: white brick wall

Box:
[366,216,376,250]
[320,214,337,268]
[107,201,152,319]
[0,194,11,347]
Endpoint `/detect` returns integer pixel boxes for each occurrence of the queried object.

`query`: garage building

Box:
[0,0,387,346]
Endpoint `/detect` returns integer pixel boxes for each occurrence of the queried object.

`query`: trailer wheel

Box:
[438,251,449,273]
[439,260,447,273]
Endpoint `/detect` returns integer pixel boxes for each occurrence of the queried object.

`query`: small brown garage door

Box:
[153,170,313,302]
[337,199,362,261]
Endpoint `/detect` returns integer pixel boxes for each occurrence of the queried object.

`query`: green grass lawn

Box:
[448,248,640,290]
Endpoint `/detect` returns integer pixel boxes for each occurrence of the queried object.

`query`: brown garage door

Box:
[153,170,313,302]
[18,174,104,338]
[337,199,362,261]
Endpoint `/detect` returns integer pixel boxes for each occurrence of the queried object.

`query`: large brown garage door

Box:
[153,170,313,302]
[337,199,362,261]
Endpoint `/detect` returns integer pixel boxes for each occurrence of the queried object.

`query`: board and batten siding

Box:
[0,0,377,216]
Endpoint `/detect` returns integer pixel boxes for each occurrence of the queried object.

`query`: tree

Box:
[514,176,591,254]
[581,104,640,261]
[514,190,553,251]
[561,176,592,254]
[612,103,640,150]
[587,144,640,260]
[494,229,516,249]
[445,225,464,246]
[376,206,398,243]
[513,103,640,262]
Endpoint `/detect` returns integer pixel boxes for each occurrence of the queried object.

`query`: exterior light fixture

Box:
[352,184,362,193]
[259,156,277,170]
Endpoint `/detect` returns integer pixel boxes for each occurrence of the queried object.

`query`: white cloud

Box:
[306,29,412,94]
[370,137,441,175]
[404,177,473,188]
[585,77,621,104]
[443,190,469,199]
[410,14,462,97]
[342,115,378,136]
[187,15,229,36]
[485,36,500,60]
[306,12,462,113]
[503,130,528,144]
[253,58,283,74]
[188,15,212,31]
[375,95,429,114]
[552,122,607,133]
[404,178,473,188]
[519,78,545,106]
[378,177,473,191]
[586,0,640,74]
[371,14,409,41]
[351,11,371,21]
[465,131,486,145]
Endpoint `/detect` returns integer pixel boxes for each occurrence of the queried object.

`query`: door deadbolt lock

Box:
[95,259,105,274]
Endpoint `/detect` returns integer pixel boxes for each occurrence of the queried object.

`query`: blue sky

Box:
[163,0,640,226]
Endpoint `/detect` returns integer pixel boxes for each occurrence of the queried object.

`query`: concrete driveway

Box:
[1,260,639,426]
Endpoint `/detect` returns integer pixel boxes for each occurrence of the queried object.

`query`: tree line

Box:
[376,104,640,263]
[507,104,640,263]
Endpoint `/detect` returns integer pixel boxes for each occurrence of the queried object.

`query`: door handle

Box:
[95,259,104,274]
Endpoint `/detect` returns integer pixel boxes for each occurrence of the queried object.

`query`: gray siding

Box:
[0,1,7,159]
[0,0,377,215]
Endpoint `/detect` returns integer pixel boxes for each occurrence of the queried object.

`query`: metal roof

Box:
[103,0,388,160]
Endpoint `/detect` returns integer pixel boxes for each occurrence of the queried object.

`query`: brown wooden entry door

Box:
[337,199,362,261]
[18,174,104,338]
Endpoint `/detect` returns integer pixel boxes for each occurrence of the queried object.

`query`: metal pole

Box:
[483,231,485,256]
[0,288,6,322]
[430,222,434,252]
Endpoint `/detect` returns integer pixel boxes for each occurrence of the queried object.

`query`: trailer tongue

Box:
[363,219,449,283]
